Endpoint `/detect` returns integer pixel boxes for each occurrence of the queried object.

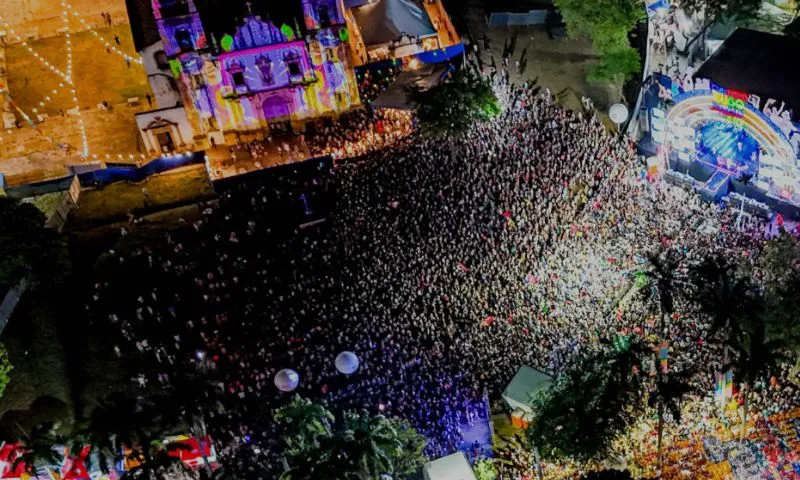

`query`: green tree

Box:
[679,0,764,22]
[552,0,643,84]
[0,197,69,289]
[0,343,13,400]
[408,70,500,136]
[473,458,498,480]
[330,411,403,480]
[388,418,427,476]
[586,45,641,86]
[282,410,425,480]
[647,369,694,472]
[526,338,647,462]
[274,396,335,455]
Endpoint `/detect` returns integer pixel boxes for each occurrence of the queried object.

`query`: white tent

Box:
[350,0,436,46]
[423,452,476,480]
[501,365,553,414]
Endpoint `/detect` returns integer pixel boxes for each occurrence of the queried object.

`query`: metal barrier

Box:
[487,10,553,28]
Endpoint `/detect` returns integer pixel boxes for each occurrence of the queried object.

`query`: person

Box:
[84,57,788,479]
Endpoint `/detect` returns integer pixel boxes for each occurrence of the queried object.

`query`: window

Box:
[191,73,205,89]
[256,57,274,85]
[175,29,193,52]
[324,48,338,63]
[317,6,331,27]
[335,92,346,105]
[288,61,301,77]
[154,50,169,69]
[232,71,246,86]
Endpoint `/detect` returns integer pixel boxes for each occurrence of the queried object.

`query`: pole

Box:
[533,446,543,480]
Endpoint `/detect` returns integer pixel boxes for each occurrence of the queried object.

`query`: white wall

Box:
[135,106,194,154]
[140,41,183,108]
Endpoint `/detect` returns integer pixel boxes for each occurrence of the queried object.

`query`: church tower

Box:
[151,0,207,56]
[302,0,361,112]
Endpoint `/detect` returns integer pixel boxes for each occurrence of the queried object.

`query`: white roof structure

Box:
[350,0,436,46]
[423,452,476,480]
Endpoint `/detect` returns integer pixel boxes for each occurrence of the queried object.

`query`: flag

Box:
[659,342,668,373]
[457,263,469,272]
[480,315,495,327]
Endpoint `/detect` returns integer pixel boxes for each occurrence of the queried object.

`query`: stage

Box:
[641,73,800,219]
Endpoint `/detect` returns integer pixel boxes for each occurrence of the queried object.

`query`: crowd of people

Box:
[85,58,799,479]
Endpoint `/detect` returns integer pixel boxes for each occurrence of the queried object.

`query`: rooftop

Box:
[694,28,800,120]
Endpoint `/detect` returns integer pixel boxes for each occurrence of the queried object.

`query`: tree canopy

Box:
[526,338,648,462]
[0,344,12,400]
[0,197,69,289]
[552,0,643,84]
[279,399,427,480]
[409,70,501,137]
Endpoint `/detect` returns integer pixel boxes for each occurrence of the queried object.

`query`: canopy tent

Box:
[350,0,436,47]
[371,63,448,110]
[501,365,553,414]
[423,452,476,480]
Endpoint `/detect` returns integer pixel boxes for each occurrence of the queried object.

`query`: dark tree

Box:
[526,338,648,462]
[0,197,69,290]
[408,70,500,137]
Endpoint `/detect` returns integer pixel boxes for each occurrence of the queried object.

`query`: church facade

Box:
[136,0,360,153]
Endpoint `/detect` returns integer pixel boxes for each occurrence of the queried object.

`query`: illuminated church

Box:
[126,0,460,155]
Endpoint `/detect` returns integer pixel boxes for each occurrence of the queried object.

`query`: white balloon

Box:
[274,369,300,392]
[335,351,360,375]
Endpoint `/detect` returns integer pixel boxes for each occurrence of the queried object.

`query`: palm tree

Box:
[644,252,680,323]
[332,411,403,480]
[726,317,788,440]
[274,396,335,455]
[687,256,760,343]
[647,369,694,472]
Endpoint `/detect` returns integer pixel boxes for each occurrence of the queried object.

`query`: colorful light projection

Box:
[711,84,747,126]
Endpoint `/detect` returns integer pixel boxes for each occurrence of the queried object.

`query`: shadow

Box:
[0,395,70,438]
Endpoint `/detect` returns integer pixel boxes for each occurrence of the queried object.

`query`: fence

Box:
[0,279,27,336]
[3,152,206,199]
[487,9,554,28]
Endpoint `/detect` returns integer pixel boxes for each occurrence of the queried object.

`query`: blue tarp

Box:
[414,43,464,64]
[5,151,205,198]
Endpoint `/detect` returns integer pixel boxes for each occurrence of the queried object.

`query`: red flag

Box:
[502,210,512,218]
[458,263,469,272]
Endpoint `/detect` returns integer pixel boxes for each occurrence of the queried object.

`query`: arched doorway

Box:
[262,95,293,135]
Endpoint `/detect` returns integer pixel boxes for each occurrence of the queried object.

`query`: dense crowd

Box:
[86,61,799,479]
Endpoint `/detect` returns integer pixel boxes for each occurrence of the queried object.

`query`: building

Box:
[342,0,461,67]
[128,0,362,155]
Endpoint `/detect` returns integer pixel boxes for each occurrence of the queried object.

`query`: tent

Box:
[371,63,448,110]
[350,0,436,47]
[501,365,553,414]
[423,452,476,480]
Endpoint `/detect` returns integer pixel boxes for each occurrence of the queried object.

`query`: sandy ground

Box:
[463,4,621,112]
